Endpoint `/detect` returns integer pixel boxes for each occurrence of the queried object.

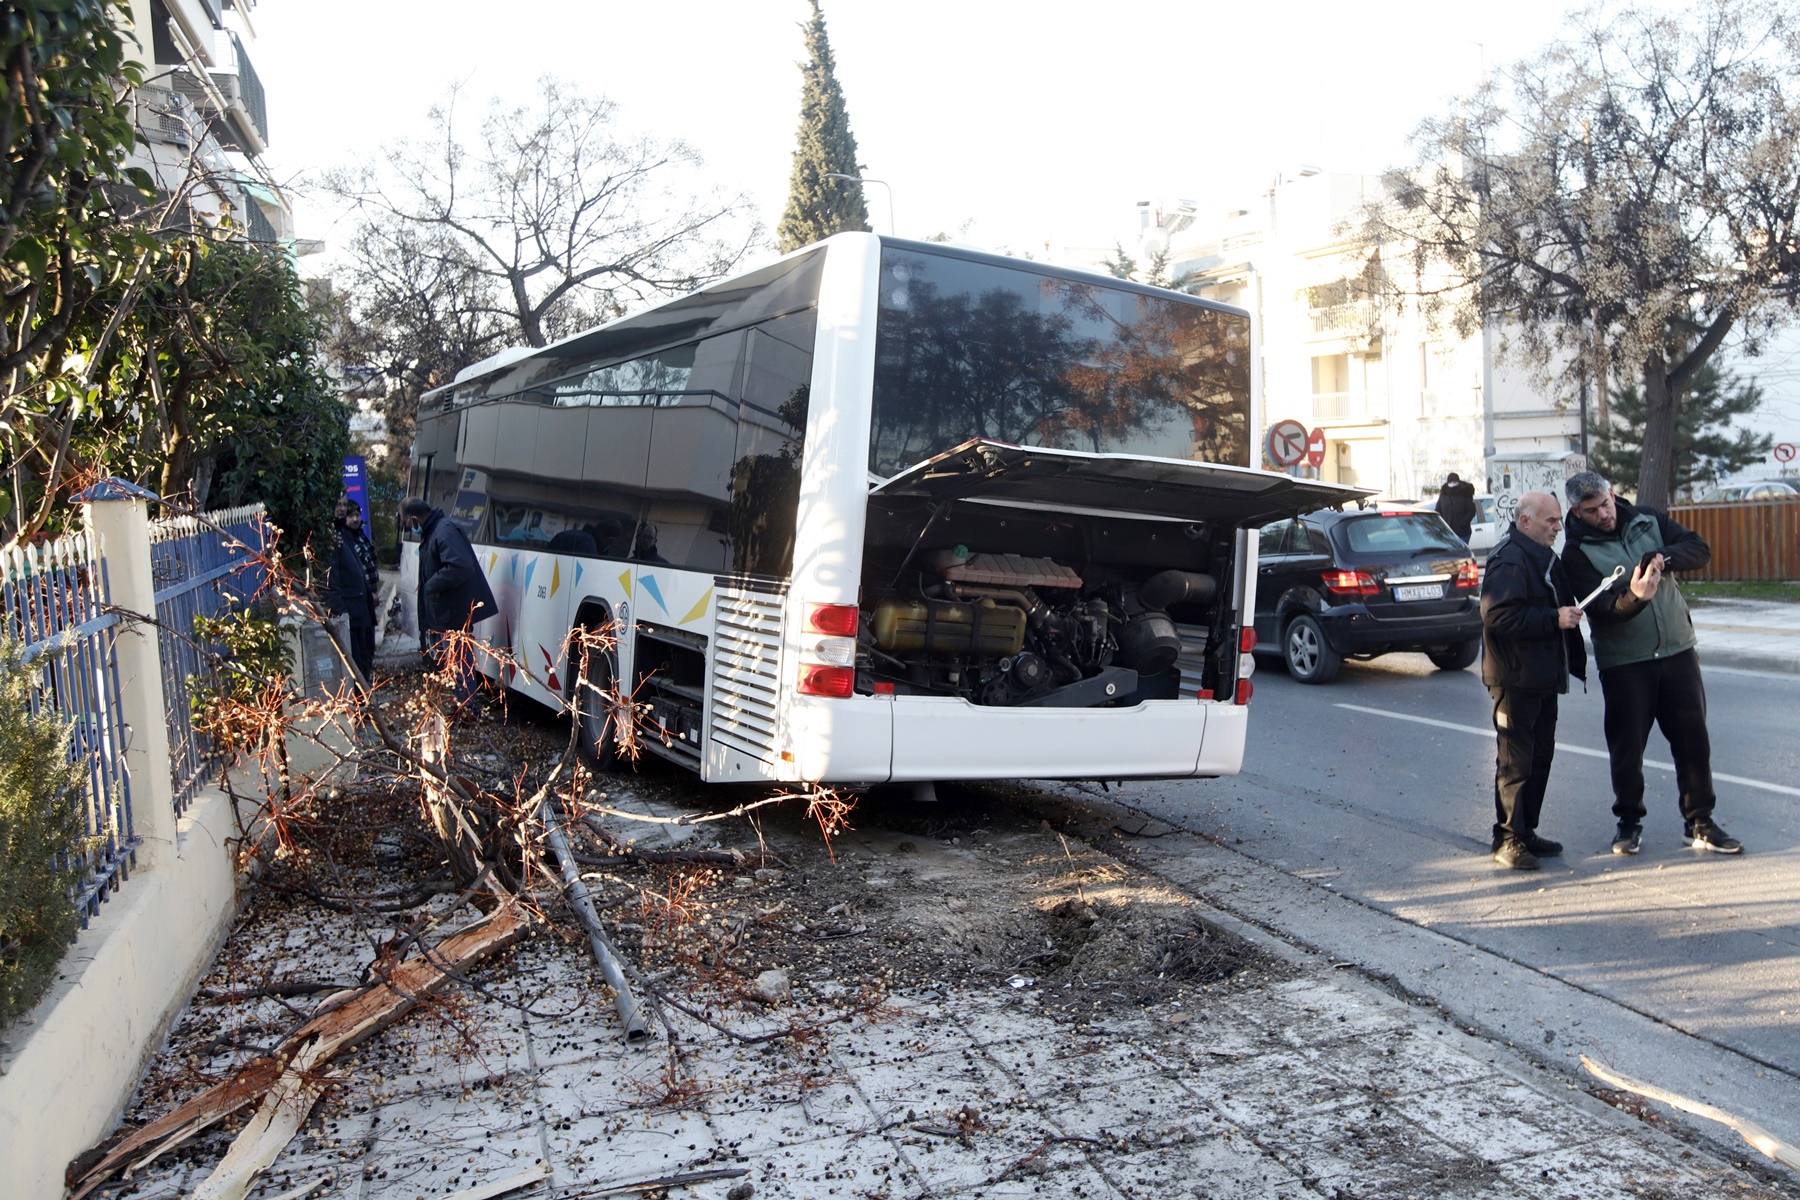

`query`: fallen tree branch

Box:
[68,895,531,1199]
[569,848,743,868]
[541,800,653,1042]
[1581,1055,1800,1170]
[562,1167,749,1197]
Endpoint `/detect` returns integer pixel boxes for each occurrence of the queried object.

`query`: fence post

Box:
[78,478,178,871]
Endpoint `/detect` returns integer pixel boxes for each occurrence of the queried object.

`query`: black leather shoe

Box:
[1523,833,1563,857]
[1493,838,1541,870]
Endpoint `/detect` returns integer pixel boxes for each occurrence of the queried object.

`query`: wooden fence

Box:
[1667,496,1800,581]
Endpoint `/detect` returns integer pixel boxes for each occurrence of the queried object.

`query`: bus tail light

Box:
[798,664,855,698]
[1452,562,1481,590]
[1238,626,1257,653]
[1236,678,1254,705]
[806,603,860,637]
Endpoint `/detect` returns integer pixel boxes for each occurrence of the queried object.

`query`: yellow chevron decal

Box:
[618,568,632,596]
[678,587,714,625]
[550,560,561,599]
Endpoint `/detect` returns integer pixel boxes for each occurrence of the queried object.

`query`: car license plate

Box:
[1393,583,1443,602]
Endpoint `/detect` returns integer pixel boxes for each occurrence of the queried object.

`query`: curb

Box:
[1696,642,1800,675]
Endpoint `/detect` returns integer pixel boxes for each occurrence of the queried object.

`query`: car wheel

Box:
[575,638,623,769]
[1427,638,1482,671]
[1283,614,1343,684]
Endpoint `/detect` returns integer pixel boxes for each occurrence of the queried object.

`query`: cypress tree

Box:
[776,0,870,252]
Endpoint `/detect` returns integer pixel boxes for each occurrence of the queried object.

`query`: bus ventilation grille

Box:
[710,587,786,760]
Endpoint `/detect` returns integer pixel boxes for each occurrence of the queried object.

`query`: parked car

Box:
[1253,507,1483,684]
[1428,492,1501,556]
[1695,479,1800,502]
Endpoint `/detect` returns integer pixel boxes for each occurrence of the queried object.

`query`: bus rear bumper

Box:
[873,695,1243,783]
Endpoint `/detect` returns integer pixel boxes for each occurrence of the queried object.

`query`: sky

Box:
[245,0,1799,447]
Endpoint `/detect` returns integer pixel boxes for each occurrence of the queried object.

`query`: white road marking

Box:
[1333,702,1800,798]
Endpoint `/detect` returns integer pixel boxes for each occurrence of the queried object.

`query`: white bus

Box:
[404,233,1356,785]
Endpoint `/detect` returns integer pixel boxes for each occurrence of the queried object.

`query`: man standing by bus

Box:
[401,498,497,713]
[1560,471,1742,856]
[1482,491,1585,870]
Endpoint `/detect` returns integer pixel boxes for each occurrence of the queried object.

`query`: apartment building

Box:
[1116,172,1583,503]
[120,0,289,245]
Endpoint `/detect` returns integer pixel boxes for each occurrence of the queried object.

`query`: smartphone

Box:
[1638,549,1664,574]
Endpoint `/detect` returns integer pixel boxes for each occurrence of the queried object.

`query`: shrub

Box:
[0,640,88,1027]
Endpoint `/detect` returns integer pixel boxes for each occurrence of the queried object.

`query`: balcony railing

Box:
[1312,391,1372,421]
[1306,301,1379,337]
[210,32,267,151]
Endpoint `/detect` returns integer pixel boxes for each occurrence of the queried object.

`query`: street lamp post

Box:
[824,172,895,237]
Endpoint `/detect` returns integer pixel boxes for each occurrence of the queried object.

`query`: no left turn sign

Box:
[1266,419,1307,467]
[1776,442,1797,464]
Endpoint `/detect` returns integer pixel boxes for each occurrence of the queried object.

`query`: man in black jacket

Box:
[1439,472,1478,542]
[1481,491,1587,870]
[401,498,498,711]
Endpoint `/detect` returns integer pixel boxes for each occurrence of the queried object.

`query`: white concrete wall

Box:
[0,787,243,1200]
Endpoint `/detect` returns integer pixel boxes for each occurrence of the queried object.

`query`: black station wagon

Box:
[1252,507,1483,683]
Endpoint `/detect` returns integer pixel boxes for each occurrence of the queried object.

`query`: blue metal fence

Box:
[150,505,268,816]
[3,533,136,922]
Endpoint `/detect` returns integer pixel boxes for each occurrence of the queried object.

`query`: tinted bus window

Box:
[870,247,1251,476]
[728,309,817,577]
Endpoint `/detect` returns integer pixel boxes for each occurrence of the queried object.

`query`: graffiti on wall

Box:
[1490,455,1586,525]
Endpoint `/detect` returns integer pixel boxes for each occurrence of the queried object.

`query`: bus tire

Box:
[1283,614,1342,684]
[575,640,623,769]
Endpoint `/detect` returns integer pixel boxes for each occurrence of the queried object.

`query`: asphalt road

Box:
[1106,651,1800,1089]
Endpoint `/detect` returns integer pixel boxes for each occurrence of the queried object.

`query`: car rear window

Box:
[1336,513,1465,555]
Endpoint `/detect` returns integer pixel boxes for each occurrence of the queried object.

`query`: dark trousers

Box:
[1490,686,1559,843]
[1598,649,1715,826]
[349,621,375,682]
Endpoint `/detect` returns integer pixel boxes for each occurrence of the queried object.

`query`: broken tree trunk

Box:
[68,894,530,1200]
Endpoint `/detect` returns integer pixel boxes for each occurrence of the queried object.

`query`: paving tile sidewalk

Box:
[112,809,1789,1200]
[1689,598,1800,675]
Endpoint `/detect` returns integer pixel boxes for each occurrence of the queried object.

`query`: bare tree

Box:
[326,78,761,352]
[1363,0,1800,508]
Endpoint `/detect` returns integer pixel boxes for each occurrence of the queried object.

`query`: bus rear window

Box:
[869,247,1251,477]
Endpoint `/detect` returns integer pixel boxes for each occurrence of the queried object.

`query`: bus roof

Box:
[422,234,1252,406]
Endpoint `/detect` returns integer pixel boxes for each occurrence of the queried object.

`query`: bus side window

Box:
[730,311,817,578]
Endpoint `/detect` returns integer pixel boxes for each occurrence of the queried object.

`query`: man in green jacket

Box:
[1560,471,1742,857]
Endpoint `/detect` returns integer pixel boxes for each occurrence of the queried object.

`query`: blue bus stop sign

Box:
[342,456,370,530]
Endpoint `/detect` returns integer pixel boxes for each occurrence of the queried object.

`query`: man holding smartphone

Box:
[1561,471,1742,856]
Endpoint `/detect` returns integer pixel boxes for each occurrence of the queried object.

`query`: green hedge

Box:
[0,640,87,1028]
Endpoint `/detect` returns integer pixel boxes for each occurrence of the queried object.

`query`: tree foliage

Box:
[0,0,343,547]
[328,78,757,351]
[326,79,756,465]
[776,0,870,252]
[0,639,87,1027]
[1589,357,1772,501]
[0,0,161,543]
[1365,0,1800,509]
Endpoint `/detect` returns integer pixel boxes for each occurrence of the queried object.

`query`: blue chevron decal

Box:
[638,574,668,614]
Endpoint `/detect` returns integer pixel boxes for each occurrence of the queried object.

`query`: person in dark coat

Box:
[324,498,377,684]
[401,498,498,711]
[1559,470,1741,856]
[1480,491,1587,870]
[1438,472,1478,541]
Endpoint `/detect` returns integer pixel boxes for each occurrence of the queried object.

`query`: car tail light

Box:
[1236,678,1254,705]
[805,602,860,637]
[1238,626,1257,653]
[1322,569,1380,597]
[797,664,855,698]
[1452,562,1481,590]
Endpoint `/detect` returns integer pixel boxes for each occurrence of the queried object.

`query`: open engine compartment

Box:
[855,496,1242,708]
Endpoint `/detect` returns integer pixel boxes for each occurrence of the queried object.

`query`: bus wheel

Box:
[575,642,623,769]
